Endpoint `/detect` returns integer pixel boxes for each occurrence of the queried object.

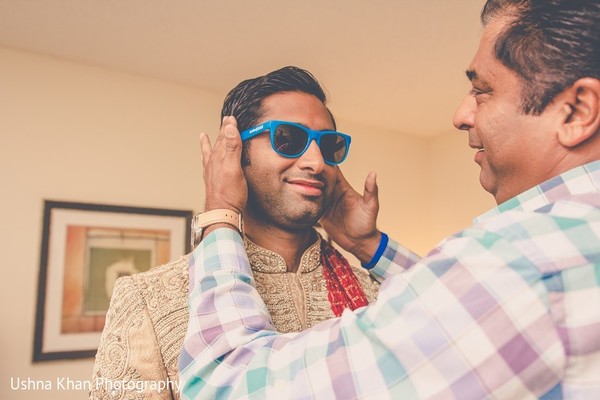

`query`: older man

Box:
[180,0,600,398]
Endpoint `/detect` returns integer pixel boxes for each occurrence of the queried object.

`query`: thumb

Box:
[363,171,378,204]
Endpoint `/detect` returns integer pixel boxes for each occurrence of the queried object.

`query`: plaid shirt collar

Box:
[475,160,600,224]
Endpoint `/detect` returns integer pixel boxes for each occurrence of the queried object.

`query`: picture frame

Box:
[33,200,193,361]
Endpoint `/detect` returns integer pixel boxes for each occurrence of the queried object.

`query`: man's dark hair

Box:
[481,0,600,115]
[220,66,335,166]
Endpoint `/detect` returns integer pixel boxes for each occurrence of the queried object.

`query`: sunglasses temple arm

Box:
[240,121,272,141]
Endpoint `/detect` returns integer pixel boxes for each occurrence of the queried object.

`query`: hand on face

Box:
[319,168,381,263]
[201,116,248,213]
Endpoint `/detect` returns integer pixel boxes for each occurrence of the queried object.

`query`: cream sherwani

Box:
[90,236,379,400]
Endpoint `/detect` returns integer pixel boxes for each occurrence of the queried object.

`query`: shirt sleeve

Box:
[368,237,422,281]
[179,227,565,399]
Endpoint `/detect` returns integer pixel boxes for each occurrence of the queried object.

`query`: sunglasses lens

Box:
[273,124,308,156]
[320,134,348,164]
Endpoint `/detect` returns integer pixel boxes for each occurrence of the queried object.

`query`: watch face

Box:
[191,228,204,248]
[191,214,202,249]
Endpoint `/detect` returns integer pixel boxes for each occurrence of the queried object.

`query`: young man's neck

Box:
[243,221,318,274]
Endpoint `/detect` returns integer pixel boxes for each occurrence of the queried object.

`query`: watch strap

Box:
[191,209,242,248]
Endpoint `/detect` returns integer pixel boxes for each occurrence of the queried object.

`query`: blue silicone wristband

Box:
[361,232,388,270]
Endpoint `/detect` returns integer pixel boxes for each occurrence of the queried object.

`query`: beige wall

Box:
[426,132,497,251]
[0,46,495,399]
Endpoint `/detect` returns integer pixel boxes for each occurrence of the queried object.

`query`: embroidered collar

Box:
[245,234,322,274]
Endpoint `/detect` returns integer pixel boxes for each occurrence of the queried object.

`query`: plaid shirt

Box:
[180,161,600,399]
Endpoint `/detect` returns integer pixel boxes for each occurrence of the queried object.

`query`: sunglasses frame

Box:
[239,120,352,165]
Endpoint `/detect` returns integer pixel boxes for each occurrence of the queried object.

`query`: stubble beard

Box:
[246,186,330,231]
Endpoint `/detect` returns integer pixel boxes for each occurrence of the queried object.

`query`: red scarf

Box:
[321,240,369,316]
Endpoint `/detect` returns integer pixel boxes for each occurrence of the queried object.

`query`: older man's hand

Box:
[200,116,248,214]
[320,168,381,264]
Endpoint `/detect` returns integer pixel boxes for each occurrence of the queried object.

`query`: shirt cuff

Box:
[190,227,247,275]
[361,232,389,270]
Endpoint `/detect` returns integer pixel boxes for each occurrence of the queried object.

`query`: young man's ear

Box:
[557,77,600,148]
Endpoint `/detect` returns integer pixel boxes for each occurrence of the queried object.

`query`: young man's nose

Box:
[297,141,326,172]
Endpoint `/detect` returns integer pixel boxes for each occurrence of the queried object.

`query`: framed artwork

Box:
[33,200,193,361]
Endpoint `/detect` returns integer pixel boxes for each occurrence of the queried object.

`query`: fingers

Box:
[223,120,242,157]
[202,115,247,213]
[200,132,212,168]
[334,167,378,207]
[219,116,241,156]
[201,116,241,166]
[332,166,354,197]
[221,115,238,128]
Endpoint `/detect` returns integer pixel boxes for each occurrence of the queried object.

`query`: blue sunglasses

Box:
[240,120,352,165]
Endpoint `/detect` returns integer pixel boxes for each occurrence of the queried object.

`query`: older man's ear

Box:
[556,77,600,148]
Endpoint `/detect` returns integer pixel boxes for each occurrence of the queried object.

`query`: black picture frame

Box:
[33,200,192,361]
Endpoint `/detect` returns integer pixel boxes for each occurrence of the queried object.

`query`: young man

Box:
[90,67,379,400]
[180,0,600,398]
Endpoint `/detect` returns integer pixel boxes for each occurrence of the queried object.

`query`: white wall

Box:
[0,46,495,399]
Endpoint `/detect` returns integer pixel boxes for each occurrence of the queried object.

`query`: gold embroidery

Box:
[91,238,379,399]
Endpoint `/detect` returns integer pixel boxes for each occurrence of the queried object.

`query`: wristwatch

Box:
[191,209,243,248]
